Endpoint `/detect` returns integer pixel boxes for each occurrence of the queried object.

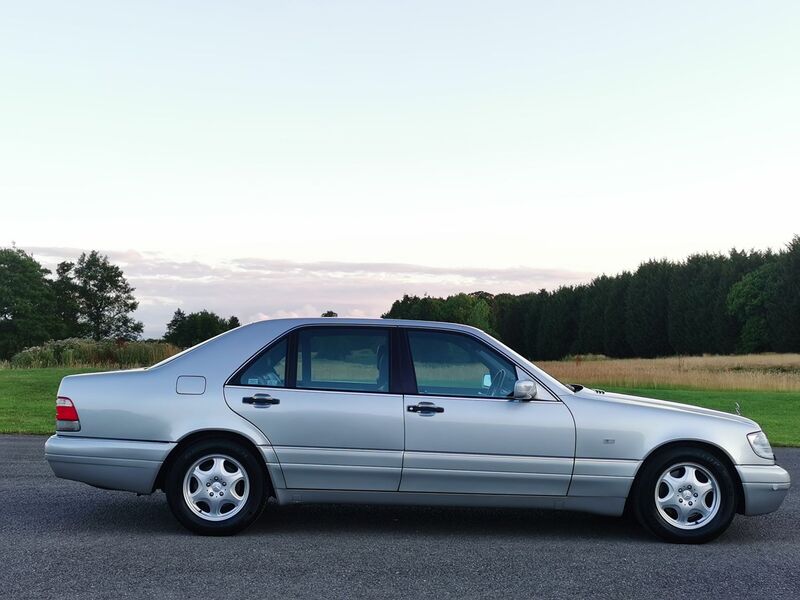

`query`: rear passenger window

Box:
[236,338,287,387]
[296,328,390,393]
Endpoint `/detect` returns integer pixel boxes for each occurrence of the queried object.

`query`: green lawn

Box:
[0,368,798,446]
[0,367,110,435]
[604,386,799,447]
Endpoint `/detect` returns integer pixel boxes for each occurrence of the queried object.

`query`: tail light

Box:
[56,396,81,432]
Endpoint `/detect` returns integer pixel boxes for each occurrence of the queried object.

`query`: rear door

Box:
[400,328,575,496]
[224,326,404,491]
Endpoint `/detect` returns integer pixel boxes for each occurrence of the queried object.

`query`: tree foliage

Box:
[0,248,59,359]
[0,247,144,358]
[383,292,495,334]
[164,309,240,348]
[383,237,800,360]
[57,251,143,341]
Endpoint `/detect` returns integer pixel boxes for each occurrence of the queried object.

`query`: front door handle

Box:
[407,402,444,414]
[243,394,280,406]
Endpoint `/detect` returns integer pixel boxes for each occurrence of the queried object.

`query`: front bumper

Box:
[736,464,791,516]
[45,435,175,494]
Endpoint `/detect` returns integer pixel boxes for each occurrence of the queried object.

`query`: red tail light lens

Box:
[56,397,80,431]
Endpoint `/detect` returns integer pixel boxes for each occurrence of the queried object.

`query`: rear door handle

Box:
[407,402,444,414]
[243,394,280,406]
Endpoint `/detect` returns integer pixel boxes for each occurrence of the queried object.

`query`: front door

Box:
[399,328,575,495]
[225,326,404,491]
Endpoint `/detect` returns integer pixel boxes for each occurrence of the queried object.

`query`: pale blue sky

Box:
[2,2,799,335]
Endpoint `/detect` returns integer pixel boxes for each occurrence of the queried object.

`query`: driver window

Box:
[236,338,287,387]
[407,330,517,398]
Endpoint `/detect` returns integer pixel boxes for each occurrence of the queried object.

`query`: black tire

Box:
[632,446,737,544]
[165,437,268,536]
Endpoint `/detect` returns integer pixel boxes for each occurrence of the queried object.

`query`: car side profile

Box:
[45,318,790,542]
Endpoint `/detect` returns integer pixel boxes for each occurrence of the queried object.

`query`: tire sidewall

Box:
[166,438,268,536]
[634,447,736,544]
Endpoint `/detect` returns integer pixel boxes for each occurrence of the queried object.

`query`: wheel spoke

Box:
[211,457,227,480]
[227,472,246,494]
[223,492,244,509]
[206,494,223,516]
[693,498,713,519]
[663,471,685,488]
[698,487,715,507]
[192,465,210,485]
[655,486,676,508]
[190,483,206,500]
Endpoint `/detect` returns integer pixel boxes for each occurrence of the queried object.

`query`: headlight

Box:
[747,431,774,460]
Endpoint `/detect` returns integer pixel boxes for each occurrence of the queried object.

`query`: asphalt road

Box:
[2,436,798,599]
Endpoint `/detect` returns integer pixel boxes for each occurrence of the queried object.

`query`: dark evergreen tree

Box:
[766,236,800,352]
[575,276,611,355]
[521,291,547,359]
[380,237,798,360]
[536,286,580,360]
[668,254,725,355]
[624,260,674,357]
[603,272,633,357]
[492,293,527,354]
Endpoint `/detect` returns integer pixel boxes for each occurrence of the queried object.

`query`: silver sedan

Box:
[45,318,790,542]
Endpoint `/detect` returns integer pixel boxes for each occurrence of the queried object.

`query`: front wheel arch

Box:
[626,440,745,516]
[154,430,273,496]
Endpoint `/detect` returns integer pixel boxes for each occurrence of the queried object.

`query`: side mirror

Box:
[513,379,537,401]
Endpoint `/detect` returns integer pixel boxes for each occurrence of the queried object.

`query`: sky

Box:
[2,1,799,337]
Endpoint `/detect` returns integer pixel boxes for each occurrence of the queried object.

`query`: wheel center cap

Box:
[683,491,692,500]
[212,482,223,492]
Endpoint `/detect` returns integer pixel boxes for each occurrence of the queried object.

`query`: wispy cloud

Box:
[25,246,595,337]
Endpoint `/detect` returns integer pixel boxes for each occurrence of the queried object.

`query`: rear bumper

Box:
[45,435,175,494]
[736,464,791,516]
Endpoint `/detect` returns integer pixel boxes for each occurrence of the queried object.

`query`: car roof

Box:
[238,317,482,331]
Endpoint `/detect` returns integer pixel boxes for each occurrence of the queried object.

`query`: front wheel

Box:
[165,438,268,535]
[633,446,737,543]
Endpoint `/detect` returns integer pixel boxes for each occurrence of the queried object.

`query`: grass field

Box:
[0,368,111,435]
[605,387,797,447]
[538,353,800,392]
[0,362,798,445]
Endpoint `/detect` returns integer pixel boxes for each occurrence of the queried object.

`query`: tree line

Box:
[383,236,800,360]
[0,247,240,359]
[3,237,798,362]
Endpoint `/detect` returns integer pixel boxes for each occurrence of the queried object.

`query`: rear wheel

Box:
[633,446,736,543]
[165,438,268,535]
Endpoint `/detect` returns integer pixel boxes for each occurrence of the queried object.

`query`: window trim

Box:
[225,322,561,402]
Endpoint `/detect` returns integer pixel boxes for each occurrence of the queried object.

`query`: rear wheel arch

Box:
[154,430,273,495]
[627,440,745,515]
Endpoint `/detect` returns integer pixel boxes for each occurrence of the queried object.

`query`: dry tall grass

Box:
[7,339,180,369]
[537,354,800,392]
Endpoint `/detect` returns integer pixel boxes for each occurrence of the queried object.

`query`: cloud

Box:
[24,246,595,338]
